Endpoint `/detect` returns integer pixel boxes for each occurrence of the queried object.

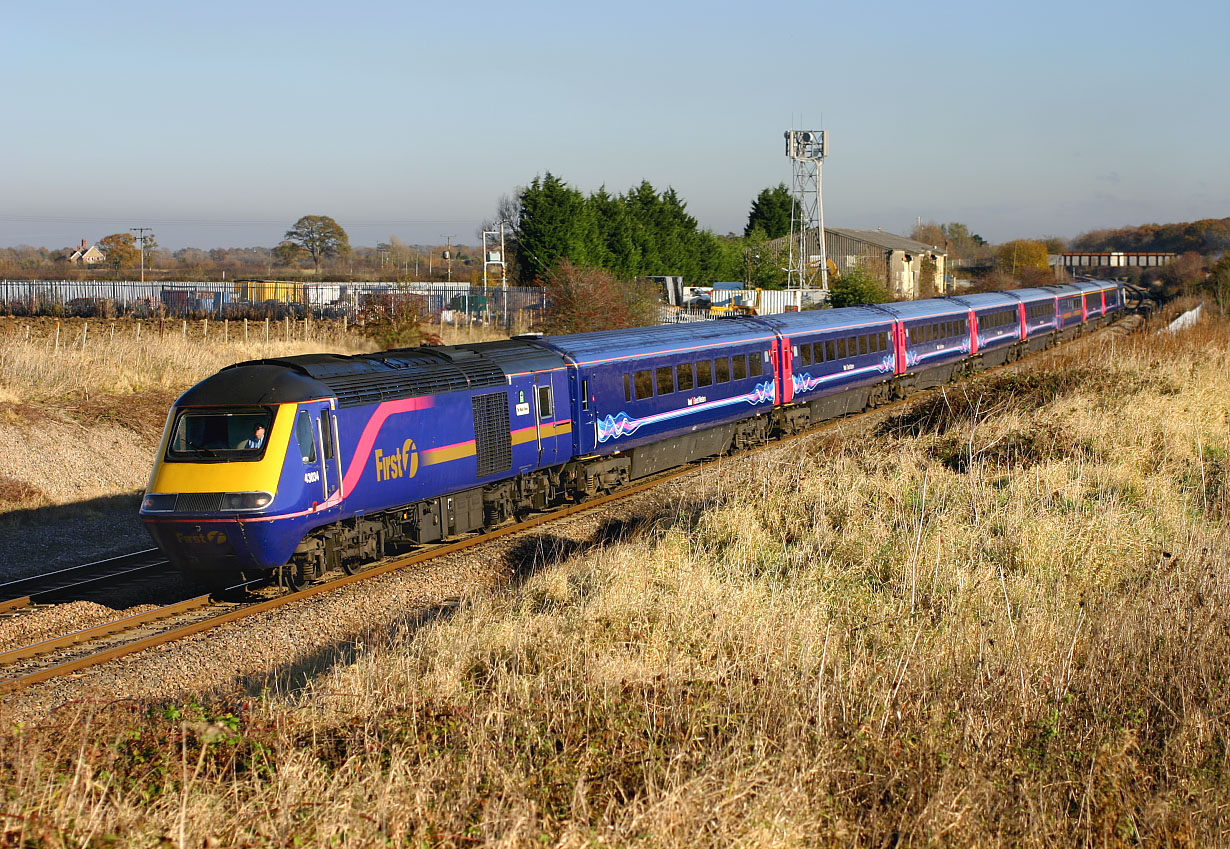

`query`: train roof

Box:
[1068,279,1118,293]
[874,298,970,321]
[949,292,1022,310]
[176,363,334,408]
[180,339,566,409]
[1041,284,1083,296]
[539,319,772,366]
[749,306,893,333]
[1003,287,1059,303]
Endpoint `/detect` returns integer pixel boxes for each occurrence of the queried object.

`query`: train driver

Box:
[241,424,266,450]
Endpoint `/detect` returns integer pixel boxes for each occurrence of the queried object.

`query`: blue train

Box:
[141,280,1125,588]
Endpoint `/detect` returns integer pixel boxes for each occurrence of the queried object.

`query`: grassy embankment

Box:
[4,307,1230,846]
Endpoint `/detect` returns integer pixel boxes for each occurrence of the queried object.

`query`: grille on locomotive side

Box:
[472,391,512,477]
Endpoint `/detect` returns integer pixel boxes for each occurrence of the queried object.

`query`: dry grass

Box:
[0,317,524,404]
[4,310,1230,847]
[0,319,372,404]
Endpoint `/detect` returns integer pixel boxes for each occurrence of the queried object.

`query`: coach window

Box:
[859,335,868,356]
[634,370,654,401]
[582,379,590,411]
[677,362,695,392]
[732,354,746,381]
[656,366,674,396]
[749,352,763,377]
[799,343,812,366]
[715,356,730,383]
[624,374,632,403]
[538,385,554,419]
[697,360,713,387]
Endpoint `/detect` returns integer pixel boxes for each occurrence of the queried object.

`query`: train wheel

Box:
[339,559,362,576]
[280,561,310,592]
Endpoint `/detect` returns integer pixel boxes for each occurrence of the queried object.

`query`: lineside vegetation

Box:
[3,304,1229,846]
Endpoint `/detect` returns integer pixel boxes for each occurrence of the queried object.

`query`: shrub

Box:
[538,259,658,334]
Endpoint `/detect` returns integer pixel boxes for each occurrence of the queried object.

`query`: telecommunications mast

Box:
[784,129,828,297]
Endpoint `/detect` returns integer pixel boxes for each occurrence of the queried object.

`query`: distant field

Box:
[2,305,1227,846]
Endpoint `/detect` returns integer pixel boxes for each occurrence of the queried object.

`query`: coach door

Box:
[533,371,564,468]
[318,405,341,500]
[299,401,341,505]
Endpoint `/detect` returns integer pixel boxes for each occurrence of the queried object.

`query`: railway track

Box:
[0,312,1147,697]
[0,548,174,614]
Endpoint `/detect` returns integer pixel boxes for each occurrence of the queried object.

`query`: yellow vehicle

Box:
[709,288,761,316]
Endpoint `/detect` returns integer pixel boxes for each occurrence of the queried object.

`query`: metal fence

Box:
[0,280,548,329]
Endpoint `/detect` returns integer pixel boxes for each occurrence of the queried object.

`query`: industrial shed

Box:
[761,228,949,300]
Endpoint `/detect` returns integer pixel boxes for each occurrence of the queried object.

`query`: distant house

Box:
[761,227,949,299]
[68,238,106,266]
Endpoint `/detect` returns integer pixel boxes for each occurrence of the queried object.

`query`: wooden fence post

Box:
[81,321,88,349]
[182,319,187,339]
[244,317,249,344]
[265,318,269,342]
[54,320,60,354]
[203,318,208,340]
[224,318,229,343]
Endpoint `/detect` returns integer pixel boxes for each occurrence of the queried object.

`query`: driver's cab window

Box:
[295,410,317,463]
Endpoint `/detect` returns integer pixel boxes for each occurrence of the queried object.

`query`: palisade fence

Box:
[0,280,548,329]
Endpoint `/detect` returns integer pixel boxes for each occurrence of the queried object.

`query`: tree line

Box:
[512,173,747,287]
[1072,218,1230,255]
[0,216,478,284]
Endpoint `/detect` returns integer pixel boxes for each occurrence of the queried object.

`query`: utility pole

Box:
[482,221,507,290]
[131,227,153,283]
[443,236,454,283]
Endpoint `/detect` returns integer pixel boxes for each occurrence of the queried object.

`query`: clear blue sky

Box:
[3,0,1227,250]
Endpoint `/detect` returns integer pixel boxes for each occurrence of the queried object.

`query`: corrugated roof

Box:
[826,227,946,255]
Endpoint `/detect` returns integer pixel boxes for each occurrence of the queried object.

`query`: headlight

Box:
[140,493,177,512]
[222,492,273,511]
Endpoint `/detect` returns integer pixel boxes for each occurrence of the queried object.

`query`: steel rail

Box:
[0,549,171,614]
[0,312,1143,696]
